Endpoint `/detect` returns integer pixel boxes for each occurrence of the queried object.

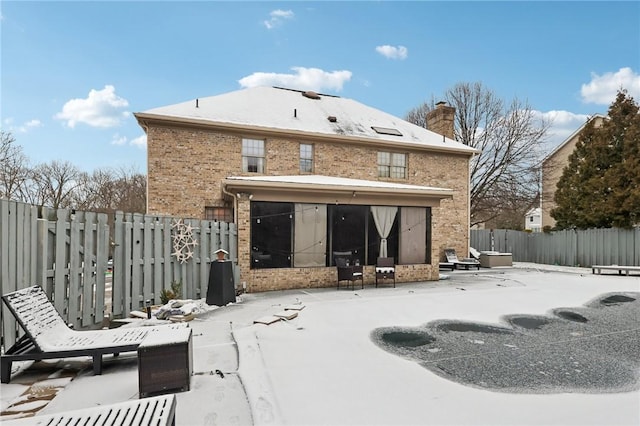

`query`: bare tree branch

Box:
[0,131,30,200]
[27,161,82,209]
[406,82,550,228]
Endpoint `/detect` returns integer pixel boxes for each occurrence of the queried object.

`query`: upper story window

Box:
[300,143,313,173]
[242,138,265,173]
[378,152,406,179]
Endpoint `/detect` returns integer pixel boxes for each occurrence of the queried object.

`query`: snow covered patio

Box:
[2,263,639,425]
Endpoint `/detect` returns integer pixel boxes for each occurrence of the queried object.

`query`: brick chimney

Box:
[425,101,455,140]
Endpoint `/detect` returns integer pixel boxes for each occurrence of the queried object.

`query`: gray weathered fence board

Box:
[95,212,108,321]
[2,199,237,351]
[0,200,39,350]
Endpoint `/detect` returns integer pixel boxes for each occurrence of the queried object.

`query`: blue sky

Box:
[2,1,639,173]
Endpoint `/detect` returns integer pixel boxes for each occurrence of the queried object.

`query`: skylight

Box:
[371,126,403,136]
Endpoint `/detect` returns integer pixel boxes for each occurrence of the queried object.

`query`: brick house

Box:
[135,86,476,292]
[541,114,605,229]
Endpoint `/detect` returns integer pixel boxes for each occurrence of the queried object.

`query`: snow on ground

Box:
[1,263,638,425]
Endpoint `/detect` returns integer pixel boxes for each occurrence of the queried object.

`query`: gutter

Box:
[134,112,479,157]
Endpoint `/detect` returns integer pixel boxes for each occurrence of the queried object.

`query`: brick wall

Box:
[147,124,470,292]
[242,264,437,293]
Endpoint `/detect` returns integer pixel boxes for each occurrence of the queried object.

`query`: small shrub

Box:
[160,280,182,304]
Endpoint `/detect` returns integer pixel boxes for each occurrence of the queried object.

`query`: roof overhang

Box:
[222,175,454,208]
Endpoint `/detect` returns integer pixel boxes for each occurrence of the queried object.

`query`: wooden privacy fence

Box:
[110,212,238,318]
[1,198,237,350]
[471,228,640,267]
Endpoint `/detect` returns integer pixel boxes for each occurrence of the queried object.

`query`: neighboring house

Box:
[541,114,606,229]
[524,207,542,232]
[135,86,477,292]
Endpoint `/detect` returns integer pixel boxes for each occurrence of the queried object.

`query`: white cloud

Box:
[18,119,43,133]
[110,133,147,149]
[238,66,352,92]
[55,85,130,128]
[375,45,408,60]
[24,119,42,128]
[130,134,147,148]
[533,110,591,153]
[264,9,294,29]
[3,118,43,133]
[580,67,640,105]
[111,133,127,145]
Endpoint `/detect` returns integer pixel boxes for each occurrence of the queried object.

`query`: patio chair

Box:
[375,257,396,288]
[2,393,176,426]
[334,252,363,290]
[444,248,480,270]
[1,285,188,384]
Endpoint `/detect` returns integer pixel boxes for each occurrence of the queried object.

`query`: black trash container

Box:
[206,260,236,306]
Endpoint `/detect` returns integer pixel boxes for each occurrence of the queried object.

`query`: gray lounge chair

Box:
[1,285,188,384]
[444,248,480,270]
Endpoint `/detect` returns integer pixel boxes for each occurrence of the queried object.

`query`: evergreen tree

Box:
[552,119,600,229]
[552,90,640,229]
[620,110,640,224]
[604,91,640,227]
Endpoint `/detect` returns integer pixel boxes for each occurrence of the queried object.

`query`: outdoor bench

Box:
[591,265,640,276]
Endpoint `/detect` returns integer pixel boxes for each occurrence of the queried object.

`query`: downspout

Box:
[138,120,150,214]
[221,181,238,226]
[221,182,239,260]
[221,182,242,292]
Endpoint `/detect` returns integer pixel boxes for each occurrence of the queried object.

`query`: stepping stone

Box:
[274,311,298,320]
[284,304,305,311]
[253,316,282,325]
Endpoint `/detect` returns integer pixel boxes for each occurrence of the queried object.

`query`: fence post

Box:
[199,219,211,300]
[1,200,17,349]
[68,210,82,326]
[53,208,69,323]
[112,211,124,317]
[162,216,173,296]
[95,212,108,321]
[36,218,49,291]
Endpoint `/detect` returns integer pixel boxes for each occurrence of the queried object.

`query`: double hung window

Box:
[242,138,265,173]
[378,152,406,179]
[300,144,313,173]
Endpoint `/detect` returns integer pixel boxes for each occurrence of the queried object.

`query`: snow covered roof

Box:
[136,86,476,155]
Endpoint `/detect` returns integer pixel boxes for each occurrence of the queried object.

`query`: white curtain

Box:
[294,204,327,267]
[371,206,398,258]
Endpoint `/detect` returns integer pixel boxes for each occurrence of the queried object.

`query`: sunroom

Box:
[223,175,454,291]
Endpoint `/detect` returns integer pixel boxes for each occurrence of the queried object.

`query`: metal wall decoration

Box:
[171,219,198,264]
